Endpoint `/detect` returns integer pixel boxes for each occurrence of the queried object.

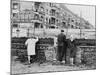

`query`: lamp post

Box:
[27,27,30,37]
[32,2,36,36]
[80,11,82,39]
[43,19,46,37]
[16,28,20,37]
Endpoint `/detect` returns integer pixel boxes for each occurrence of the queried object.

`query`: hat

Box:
[61,30,64,32]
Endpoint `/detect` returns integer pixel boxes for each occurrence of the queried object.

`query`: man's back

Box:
[57,33,66,46]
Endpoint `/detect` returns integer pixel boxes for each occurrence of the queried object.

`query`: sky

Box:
[65,4,95,27]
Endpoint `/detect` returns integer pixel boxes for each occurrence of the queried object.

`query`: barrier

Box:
[12,28,96,39]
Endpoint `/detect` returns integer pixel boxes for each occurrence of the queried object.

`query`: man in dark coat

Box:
[57,30,66,63]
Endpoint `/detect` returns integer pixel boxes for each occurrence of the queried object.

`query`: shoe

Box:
[28,65,31,68]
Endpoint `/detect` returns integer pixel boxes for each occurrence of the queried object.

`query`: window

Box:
[46,9,48,14]
[13,3,18,6]
[34,22,39,28]
[68,18,70,21]
[24,14,29,20]
[50,17,56,24]
[12,24,18,28]
[46,18,48,23]
[50,9,56,16]
[40,7,44,12]
[75,22,78,25]
[41,25,43,28]
[68,23,70,26]
[13,13,18,18]
[71,25,74,28]
[13,3,18,9]
[50,3,52,7]
[13,13,16,17]
[49,26,55,29]
[62,22,66,26]
[35,2,40,8]
[71,19,74,22]
[40,16,43,21]
[20,13,24,20]
[34,14,39,20]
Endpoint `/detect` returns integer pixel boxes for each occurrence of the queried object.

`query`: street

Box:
[11,56,96,74]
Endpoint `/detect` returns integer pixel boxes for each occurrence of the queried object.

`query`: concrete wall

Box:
[12,28,96,39]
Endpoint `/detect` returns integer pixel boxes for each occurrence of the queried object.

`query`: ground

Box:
[11,56,96,75]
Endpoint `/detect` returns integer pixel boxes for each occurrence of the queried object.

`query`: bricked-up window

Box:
[13,3,18,9]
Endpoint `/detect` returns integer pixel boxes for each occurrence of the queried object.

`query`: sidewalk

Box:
[11,59,96,74]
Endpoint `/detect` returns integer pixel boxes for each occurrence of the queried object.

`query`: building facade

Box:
[11,0,94,37]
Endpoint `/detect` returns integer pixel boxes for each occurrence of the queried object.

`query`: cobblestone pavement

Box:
[11,57,96,75]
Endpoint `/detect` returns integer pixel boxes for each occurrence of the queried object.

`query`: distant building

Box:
[11,0,94,37]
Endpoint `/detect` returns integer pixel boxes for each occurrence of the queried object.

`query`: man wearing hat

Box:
[57,30,66,64]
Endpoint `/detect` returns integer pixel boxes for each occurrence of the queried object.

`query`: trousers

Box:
[57,46,66,62]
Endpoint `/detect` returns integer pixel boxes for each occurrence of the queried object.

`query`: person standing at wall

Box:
[68,35,81,66]
[68,35,76,65]
[53,36,57,61]
[57,30,66,64]
[65,38,71,65]
[25,35,38,65]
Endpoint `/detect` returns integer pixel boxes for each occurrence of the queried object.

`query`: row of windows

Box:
[12,2,87,29]
[12,23,43,28]
[12,13,44,21]
[12,3,18,8]
[12,2,75,23]
[12,23,81,29]
[12,12,81,29]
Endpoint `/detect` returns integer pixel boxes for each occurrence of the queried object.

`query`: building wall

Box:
[11,0,94,37]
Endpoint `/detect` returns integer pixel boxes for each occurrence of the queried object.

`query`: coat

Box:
[25,38,38,55]
[57,33,66,47]
[66,39,77,58]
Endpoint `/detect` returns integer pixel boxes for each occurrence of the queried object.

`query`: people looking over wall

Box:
[24,32,82,66]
